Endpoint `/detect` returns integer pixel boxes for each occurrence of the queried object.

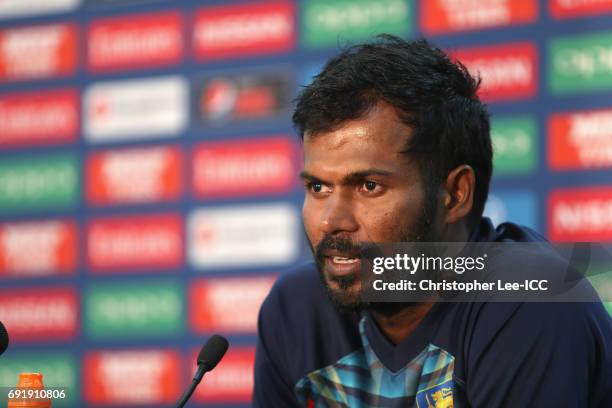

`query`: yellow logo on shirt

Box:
[425,387,453,408]
[416,380,454,408]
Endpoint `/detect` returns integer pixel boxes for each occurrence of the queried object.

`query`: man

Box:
[253,35,612,407]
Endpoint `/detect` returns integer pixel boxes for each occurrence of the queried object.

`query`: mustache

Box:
[314,234,363,262]
[314,234,362,288]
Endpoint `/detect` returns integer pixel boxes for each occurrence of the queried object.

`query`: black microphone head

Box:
[0,321,9,356]
[197,334,228,371]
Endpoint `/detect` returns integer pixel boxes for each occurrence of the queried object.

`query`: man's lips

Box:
[323,254,362,278]
[320,249,361,258]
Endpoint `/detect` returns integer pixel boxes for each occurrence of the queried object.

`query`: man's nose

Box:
[320,192,359,235]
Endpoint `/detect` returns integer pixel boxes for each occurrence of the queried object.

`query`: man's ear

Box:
[442,165,475,225]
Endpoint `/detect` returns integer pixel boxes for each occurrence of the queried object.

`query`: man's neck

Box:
[367,222,473,345]
[370,301,435,345]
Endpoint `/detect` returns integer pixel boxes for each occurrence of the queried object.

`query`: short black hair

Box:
[293,34,492,226]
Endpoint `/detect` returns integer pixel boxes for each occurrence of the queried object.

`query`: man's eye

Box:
[306,182,329,194]
[363,181,378,191]
[359,180,384,195]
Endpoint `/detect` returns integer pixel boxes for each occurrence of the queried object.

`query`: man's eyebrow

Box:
[342,169,392,184]
[299,169,393,184]
[299,171,320,181]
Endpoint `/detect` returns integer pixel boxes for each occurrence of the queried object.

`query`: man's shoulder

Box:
[258,261,362,358]
[260,261,338,323]
[472,300,611,334]
[266,261,325,304]
[276,261,321,288]
[465,300,612,365]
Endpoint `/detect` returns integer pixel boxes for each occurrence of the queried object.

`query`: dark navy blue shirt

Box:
[254,219,612,407]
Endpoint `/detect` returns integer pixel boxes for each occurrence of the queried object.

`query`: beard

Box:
[308,189,437,314]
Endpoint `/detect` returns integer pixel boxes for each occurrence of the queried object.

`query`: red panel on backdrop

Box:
[193,0,295,60]
[88,11,184,72]
[549,0,612,19]
[549,187,612,242]
[0,22,77,81]
[189,276,275,333]
[84,349,181,405]
[193,136,297,199]
[421,0,538,34]
[0,89,78,147]
[191,347,255,404]
[451,42,538,102]
[87,145,183,206]
[549,108,612,170]
[0,287,78,342]
[0,219,77,276]
[87,213,183,272]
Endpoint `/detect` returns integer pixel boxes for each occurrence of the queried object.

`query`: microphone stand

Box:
[176,364,208,408]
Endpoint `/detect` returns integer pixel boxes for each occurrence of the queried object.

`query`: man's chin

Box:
[322,276,367,312]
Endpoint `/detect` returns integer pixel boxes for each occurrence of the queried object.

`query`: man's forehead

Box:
[304,124,370,151]
[303,102,412,156]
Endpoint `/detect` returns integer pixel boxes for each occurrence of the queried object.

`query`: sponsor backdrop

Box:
[0,0,611,406]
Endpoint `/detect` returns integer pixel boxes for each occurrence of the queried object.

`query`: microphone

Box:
[176,334,229,408]
[0,321,8,356]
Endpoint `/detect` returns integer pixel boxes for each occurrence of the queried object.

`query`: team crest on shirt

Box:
[294,318,460,407]
[416,380,454,408]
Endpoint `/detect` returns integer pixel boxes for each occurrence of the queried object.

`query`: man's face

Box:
[301,102,438,310]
